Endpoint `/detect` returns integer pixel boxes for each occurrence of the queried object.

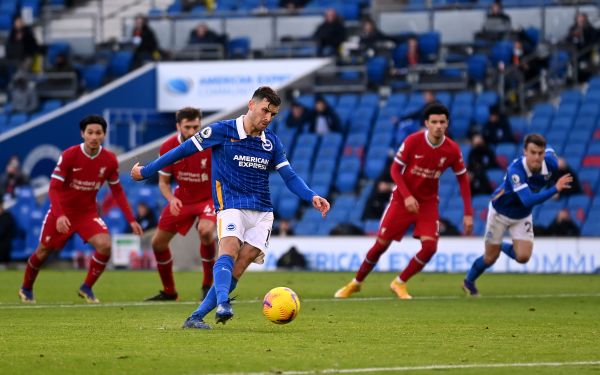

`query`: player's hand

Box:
[169,197,183,216]
[56,215,71,234]
[130,162,144,181]
[463,215,474,236]
[312,195,330,218]
[130,221,144,236]
[555,173,573,192]
[404,196,419,213]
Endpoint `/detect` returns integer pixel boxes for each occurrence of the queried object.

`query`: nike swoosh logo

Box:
[415,155,424,159]
[230,138,241,142]
[73,168,82,171]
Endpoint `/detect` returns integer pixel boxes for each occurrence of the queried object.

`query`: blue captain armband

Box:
[141,139,199,179]
[278,164,316,202]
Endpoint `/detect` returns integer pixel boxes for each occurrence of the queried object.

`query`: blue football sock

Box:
[213,255,234,305]
[466,256,490,283]
[500,242,516,260]
[190,278,238,319]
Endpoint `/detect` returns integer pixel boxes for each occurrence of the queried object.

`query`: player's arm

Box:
[158,172,182,216]
[390,159,418,213]
[49,153,70,233]
[515,173,572,208]
[131,139,198,180]
[451,149,473,235]
[277,164,330,217]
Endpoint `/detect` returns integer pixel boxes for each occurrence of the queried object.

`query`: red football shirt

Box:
[50,144,120,215]
[393,130,466,202]
[159,134,212,204]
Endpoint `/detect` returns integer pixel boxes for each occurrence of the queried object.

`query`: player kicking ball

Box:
[335,102,473,300]
[463,134,572,296]
[18,115,143,304]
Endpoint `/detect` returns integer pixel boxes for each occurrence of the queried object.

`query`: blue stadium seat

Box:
[108,51,133,77]
[82,64,107,90]
[509,116,527,140]
[474,104,490,125]
[103,208,127,234]
[560,89,583,105]
[345,132,368,149]
[364,147,389,179]
[581,220,600,236]
[472,195,489,210]
[495,143,518,168]
[228,37,251,59]
[337,94,359,108]
[294,221,318,236]
[486,169,505,189]
[453,91,474,106]
[418,32,440,62]
[578,168,600,196]
[449,118,470,140]
[476,91,498,107]
[577,104,599,121]
[369,132,393,149]
[277,191,300,220]
[529,116,550,134]
[467,54,488,83]
[359,93,379,108]
[366,56,389,86]
[386,93,407,108]
[556,103,578,118]
[536,206,561,227]
[490,40,513,66]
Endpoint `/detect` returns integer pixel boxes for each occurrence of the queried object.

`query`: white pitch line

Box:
[0,293,599,310]
[207,360,600,375]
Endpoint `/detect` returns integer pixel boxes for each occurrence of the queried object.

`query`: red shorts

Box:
[158,199,216,235]
[40,210,109,250]
[377,196,439,241]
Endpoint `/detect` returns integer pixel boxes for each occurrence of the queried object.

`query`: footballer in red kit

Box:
[335,102,474,299]
[145,107,217,302]
[19,115,143,304]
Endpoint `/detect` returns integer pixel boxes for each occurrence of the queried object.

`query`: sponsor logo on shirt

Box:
[233,154,269,170]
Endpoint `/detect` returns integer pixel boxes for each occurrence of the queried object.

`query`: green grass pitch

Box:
[0,270,599,374]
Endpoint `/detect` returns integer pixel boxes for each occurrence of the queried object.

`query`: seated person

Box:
[285,101,311,130]
[188,23,223,46]
[309,96,341,135]
[545,209,580,237]
[313,8,347,57]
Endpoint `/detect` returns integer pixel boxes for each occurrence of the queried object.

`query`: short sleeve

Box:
[451,144,467,175]
[394,136,414,166]
[190,122,228,151]
[51,150,70,182]
[271,135,289,170]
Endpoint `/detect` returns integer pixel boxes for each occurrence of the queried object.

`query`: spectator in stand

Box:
[394,91,436,145]
[313,8,347,57]
[309,96,342,135]
[5,16,40,72]
[131,14,160,69]
[438,217,460,236]
[546,209,580,237]
[481,105,515,145]
[406,36,420,66]
[48,52,80,89]
[9,72,39,114]
[272,219,295,237]
[1,156,29,200]
[188,23,223,46]
[134,202,157,232]
[363,162,395,220]
[0,195,17,267]
[285,101,311,131]
[555,157,582,198]
[468,168,494,196]
[468,134,499,172]
[279,0,308,10]
[359,18,389,57]
[566,13,597,57]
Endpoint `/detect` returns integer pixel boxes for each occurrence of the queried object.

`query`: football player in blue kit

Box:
[463,133,573,296]
[131,86,330,328]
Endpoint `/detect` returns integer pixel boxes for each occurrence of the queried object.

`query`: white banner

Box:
[248,237,600,274]
[157,59,330,112]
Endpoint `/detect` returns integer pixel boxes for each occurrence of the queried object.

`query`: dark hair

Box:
[252,86,281,107]
[79,115,107,133]
[524,133,546,149]
[176,107,201,123]
[423,102,449,121]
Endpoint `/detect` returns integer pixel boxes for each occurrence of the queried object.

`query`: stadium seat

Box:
[108,51,133,77]
[366,57,389,86]
[536,206,561,227]
[559,89,583,105]
[495,143,517,169]
[337,94,359,108]
[490,40,513,66]
[359,93,379,108]
[277,192,300,220]
[418,32,440,62]
[550,116,574,131]
[82,64,107,90]
[467,54,488,83]
[294,221,318,236]
[228,37,251,59]
[486,169,505,189]
[578,168,600,196]
[103,208,127,234]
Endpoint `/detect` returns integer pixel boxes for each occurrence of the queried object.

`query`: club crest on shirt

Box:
[226,223,236,231]
[262,139,273,151]
[201,158,208,169]
[511,174,521,186]
[99,167,106,177]
[438,157,447,167]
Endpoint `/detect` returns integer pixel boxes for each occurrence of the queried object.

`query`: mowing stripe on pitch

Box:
[1,292,599,309]
[208,360,600,375]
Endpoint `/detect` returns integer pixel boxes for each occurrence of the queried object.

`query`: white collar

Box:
[177,133,184,144]
[424,130,445,148]
[236,115,266,142]
[521,156,548,177]
[80,143,102,159]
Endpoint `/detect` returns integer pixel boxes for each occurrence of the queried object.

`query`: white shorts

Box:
[217,209,274,263]
[484,203,534,244]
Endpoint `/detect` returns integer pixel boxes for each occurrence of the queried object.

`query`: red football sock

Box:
[83,251,110,288]
[399,241,437,282]
[355,240,389,282]
[22,253,44,290]
[200,242,216,287]
[154,249,176,295]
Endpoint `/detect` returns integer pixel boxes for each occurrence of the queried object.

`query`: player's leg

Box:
[183,244,260,329]
[19,243,55,303]
[507,214,535,264]
[145,228,178,301]
[78,232,111,303]
[511,240,533,263]
[20,211,69,303]
[197,217,216,299]
[335,198,411,298]
[392,236,437,299]
[463,205,508,296]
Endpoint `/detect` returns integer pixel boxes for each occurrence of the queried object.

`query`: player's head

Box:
[175,107,202,141]
[523,133,546,172]
[79,115,107,151]
[423,102,449,143]
[247,86,281,133]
